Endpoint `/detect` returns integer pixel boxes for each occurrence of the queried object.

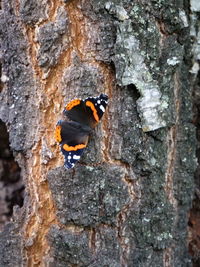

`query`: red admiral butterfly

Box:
[55,94,108,169]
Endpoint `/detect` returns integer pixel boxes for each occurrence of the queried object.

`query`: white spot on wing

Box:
[73,155,81,160]
[100,105,105,113]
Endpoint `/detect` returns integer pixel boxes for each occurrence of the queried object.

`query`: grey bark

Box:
[0,0,198,266]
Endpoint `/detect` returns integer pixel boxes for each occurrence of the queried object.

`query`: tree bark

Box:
[0,0,198,266]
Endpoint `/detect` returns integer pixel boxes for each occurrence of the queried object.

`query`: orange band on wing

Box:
[85,101,99,122]
[66,99,81,110]
[55,125,62,143]
[63,143,86,151]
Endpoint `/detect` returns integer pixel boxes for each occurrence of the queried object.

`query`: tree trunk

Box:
[0,0,198,266]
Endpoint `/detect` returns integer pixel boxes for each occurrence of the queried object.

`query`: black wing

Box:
[55,120,91,169]
[63,94,108,129]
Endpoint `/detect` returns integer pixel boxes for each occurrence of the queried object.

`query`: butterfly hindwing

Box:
[58,120,91,145]
[56,120,90,169]
[61,146,85,169]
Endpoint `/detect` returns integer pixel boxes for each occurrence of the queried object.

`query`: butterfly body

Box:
[55,94,108,169]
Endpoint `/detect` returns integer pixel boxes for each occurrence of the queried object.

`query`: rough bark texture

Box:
[0,120,23,230]
[189,1,200,266]
[0,0,198,266]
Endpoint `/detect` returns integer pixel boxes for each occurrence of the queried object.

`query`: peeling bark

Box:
[0,0,198,266]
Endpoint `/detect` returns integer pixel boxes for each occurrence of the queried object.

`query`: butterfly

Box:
[55,94,108,169]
